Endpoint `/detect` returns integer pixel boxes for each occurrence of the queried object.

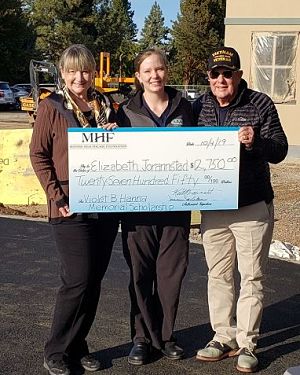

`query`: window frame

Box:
[250,31,299,104]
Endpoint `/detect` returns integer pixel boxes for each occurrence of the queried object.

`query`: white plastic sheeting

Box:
[250,32,299,103]
[284,366,300,375]
[269,240,300,262]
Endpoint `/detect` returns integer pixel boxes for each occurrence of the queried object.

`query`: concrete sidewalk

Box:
[0,216,299,375]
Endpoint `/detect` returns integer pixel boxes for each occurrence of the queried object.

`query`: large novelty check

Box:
[68,127,240,213]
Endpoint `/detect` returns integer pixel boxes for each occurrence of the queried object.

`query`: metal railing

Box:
[170,84,209,92]
[170,85,209,100]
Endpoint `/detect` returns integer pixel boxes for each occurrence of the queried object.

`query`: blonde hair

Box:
[134,47,168,91]
[59,44,96,73]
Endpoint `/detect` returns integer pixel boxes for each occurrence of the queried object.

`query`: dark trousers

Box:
[45,215,119,361]
[121,212,190,350]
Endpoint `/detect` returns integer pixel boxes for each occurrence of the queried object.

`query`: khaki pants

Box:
[201,201,274,350]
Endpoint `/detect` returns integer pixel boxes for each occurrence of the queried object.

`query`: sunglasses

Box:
[209,70,236,79]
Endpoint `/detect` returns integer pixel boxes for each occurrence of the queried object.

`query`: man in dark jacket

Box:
[193,46,288,373]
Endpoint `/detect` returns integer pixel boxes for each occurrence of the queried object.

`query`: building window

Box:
[250,32,299,104]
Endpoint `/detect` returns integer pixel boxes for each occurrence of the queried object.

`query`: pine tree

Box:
[21,0,137,77]
[0,0,35,82]
[28,0,102,62]
[94,0,111,52]
[139,1,169,51]
[104,0,137,76]
[171,0,226,85]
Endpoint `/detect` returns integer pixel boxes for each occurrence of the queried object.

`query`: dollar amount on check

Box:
[68,127,240,213]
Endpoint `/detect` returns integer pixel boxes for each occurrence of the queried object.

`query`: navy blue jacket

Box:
[117,86,194,128]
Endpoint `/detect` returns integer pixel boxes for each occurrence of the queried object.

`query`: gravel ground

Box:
[271,160,300,247]
[1,160,299,247]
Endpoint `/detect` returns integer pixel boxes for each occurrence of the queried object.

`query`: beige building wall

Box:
[225,0,300,156]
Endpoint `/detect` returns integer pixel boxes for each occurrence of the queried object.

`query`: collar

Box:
[127,86,183,116]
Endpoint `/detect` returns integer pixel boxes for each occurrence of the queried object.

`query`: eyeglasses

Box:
[209,70,236,79]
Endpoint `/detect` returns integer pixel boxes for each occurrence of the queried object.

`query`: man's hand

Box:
[238,126,254,149]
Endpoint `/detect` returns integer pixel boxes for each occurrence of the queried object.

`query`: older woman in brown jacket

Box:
[30,44,119,375]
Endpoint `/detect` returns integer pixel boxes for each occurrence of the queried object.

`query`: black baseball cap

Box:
[208,47,240,71]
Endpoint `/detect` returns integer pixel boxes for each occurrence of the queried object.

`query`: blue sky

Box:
[130,0,181,36]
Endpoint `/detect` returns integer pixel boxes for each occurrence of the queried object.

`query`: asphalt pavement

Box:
[0,216,300,375]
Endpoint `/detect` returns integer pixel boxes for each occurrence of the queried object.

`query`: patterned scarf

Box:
[62,86,111,128]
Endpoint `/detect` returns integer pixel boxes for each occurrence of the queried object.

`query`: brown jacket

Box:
[29,92,115,221]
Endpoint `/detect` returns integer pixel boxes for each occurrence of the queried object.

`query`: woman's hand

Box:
[102,122,118,130]
[59,205,73,217]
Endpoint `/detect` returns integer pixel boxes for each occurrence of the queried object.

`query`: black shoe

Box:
[128,342,150,365]
[162,342,184,360]
[80,354,101,371]
[44,358,70,375]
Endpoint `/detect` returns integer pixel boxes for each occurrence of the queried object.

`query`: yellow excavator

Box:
[20,52,134,124]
